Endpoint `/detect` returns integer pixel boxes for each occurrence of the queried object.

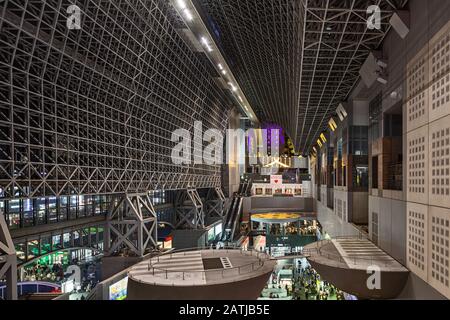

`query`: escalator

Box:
[220,180,252,243]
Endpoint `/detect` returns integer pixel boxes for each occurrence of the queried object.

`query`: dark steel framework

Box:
[198,0,408,154]
[0,0,232,203]
[198,0,303,144]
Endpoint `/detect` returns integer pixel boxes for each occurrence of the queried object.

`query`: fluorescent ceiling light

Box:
[228,82,237,92]
[200,37,213,52]
[328,117,337,131]
[183,9,193,21]
[177,0,187,10]
[317,139,323,148]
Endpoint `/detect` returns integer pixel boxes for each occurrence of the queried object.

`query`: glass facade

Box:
[2,194,110,230]
[14,226,105,265]
[369,93,382,142]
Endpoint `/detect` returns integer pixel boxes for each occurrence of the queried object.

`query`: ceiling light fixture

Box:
[317,139,323,148]
[176,0,193,21]
[228,82,237,92]
[177,0,187,9]
[200,37,213,52]
[328,117,337,131]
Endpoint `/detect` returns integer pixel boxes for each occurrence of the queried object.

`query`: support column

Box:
[205,187,226,219]
[175,189,205,229]
[105,193,158,257]
[0,212,17,300]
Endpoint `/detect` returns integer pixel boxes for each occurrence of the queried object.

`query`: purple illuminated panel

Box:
[262,123,285,150]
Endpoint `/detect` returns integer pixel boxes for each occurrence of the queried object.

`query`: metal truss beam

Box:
[105,193,158,257]
[0,0,229,201]
[198,0,408,153]
[175,189,205,229]
[0,212,17,300]
[205,187,226,219]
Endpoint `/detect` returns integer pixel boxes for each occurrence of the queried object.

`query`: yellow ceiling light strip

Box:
[328,117,337,131]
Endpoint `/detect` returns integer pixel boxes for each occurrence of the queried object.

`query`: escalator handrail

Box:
[227,197,239,228]
[221,196,238,241]
[229,197,244,242]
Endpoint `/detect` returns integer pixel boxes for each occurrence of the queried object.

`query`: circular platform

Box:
[126,248,276,300]
[251,212,303,224]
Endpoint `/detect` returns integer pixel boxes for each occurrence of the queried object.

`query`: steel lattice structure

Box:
[296,0,408,154]
[198,0,408,154]
[0,0,232,201]
[198,0,303,143]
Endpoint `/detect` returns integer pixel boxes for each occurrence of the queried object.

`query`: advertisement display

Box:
[270,175,283,185]
[109,276,128,301]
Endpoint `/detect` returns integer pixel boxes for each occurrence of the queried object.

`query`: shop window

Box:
[78,195,86,218]
[372,156,379,189]
[27,240,39,260]
[265,188,272,195]
[70,195,78,219]
[36,198,47,225]
[353,165,369,189]
[59,196,68,221]
[63,232,71,248]
[40,236,52,255]
[52,234,62,250]
[48,197,58,223]
[73,231,81,247]
[15,243,26,263]
[8,199,21,229]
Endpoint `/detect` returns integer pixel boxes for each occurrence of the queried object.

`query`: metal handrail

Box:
[308,238,396,267]
[142,247,270,282]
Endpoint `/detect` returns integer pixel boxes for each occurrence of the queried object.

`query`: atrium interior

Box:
[1,0,450,302]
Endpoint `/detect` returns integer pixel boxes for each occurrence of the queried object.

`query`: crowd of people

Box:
[291,264,345,300]
[23,262,65,283]
[269,221,322,237]
[22,255,101,298]
[260,258,348,301]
